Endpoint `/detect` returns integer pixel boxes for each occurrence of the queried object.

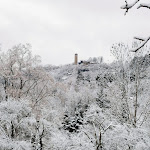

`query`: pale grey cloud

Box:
[0,0,149,65]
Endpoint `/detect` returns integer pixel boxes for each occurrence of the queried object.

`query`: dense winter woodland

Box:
[0,0,150,150]
[0,42,150,150]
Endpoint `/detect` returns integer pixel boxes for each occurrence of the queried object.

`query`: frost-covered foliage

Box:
[46,49,150,149]
[0,99,33,149]
[0,44,150,149]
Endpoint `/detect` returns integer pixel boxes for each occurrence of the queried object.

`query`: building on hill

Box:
[79,60,90,65]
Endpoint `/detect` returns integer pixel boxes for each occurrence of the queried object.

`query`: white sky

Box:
[0,0,150,65]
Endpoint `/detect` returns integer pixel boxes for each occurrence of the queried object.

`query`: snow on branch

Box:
[131,36,150,52]
[121,1,150,52]
[121,0,150,15]
[137,3,150,9]
[121,0,140,15]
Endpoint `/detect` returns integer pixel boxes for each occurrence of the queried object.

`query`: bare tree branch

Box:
[131,37,150,52]
[134,36,145,41]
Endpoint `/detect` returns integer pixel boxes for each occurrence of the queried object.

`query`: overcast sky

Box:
[0,0,150,65]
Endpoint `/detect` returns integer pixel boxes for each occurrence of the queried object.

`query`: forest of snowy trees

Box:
[0,0,150,150]
[0,41,150,150]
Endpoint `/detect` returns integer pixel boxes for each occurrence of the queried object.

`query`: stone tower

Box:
[74,53,78,65]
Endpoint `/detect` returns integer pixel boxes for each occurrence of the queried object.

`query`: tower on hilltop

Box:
[74,53,78,65]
